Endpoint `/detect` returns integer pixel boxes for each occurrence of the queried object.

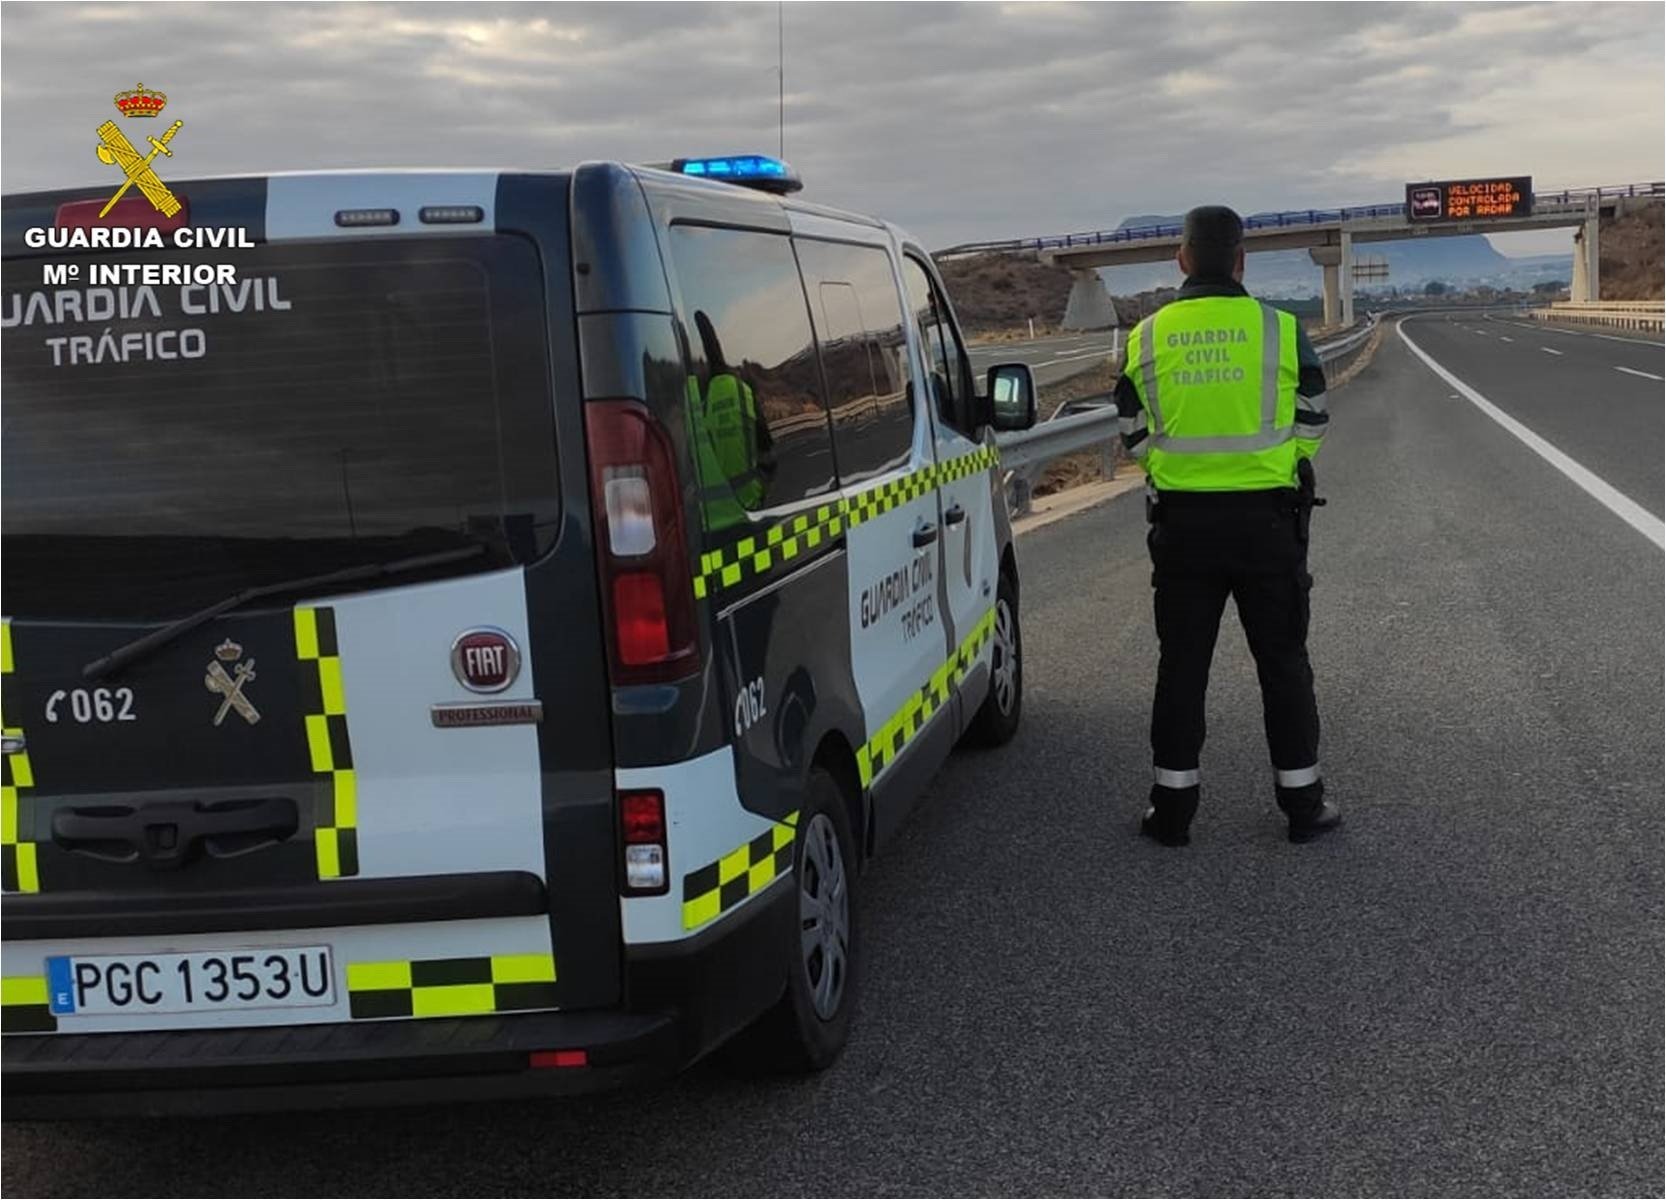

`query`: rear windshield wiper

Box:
[82,545,488,680]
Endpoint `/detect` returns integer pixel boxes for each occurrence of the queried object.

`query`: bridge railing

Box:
[936,182,1665,259]
[996,315,1383,515]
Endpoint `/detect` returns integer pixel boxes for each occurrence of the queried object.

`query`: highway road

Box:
[1414,310,1663,518]
[968,329,1120,387]
[5,317,1661,1196]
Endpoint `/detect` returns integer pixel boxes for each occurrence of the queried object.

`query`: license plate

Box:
[45,946,335,1017]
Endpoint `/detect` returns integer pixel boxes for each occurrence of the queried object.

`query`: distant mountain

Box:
[1097,212,1572,298]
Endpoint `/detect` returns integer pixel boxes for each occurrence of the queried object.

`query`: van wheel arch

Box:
[811,733,867,867]
[1000,543,1019,606]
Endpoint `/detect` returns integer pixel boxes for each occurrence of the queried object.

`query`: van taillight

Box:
[619,789,668,894]
[584,400,699,684]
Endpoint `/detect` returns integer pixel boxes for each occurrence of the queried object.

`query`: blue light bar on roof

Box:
[669,154,803,194]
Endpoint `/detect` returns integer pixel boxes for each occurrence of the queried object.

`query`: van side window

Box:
[667,225,835,529]
[795,239,915,485]
[902,256,974,435]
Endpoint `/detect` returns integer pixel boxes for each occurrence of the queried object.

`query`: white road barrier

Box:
[1531,302,1664,335]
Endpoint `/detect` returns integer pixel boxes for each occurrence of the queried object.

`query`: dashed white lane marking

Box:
[1614,366,1664,382]
[1540,347,1564,356]
[1499,336,1514,342]
[1399,321,1664,550]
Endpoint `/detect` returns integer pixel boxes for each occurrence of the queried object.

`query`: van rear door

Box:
[0,173,620,1037]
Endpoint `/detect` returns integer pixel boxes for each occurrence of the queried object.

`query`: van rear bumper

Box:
[3,881,795,1118]
[3,1007,682,1117]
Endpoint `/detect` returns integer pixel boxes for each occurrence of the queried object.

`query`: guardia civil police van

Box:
[0,155,1037,1114]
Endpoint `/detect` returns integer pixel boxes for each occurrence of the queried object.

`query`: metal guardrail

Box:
[937,182,1665,258]
[1530,302,1664,334]
[996,315,1383,512]
[1550,300,1664,312]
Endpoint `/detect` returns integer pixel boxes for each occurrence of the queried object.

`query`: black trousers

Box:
[1147,491,1322,817]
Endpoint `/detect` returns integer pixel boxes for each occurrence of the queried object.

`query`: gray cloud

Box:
[2,1,1659,249]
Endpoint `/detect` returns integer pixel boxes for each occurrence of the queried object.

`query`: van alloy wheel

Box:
[992,596,1019,715]
[798,811,850,1020]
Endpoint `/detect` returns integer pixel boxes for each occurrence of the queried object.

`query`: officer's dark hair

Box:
[1181,205,1244,279]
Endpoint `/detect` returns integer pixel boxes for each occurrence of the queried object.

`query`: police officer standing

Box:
[1115,206,1340,846]
[687,310,772,532]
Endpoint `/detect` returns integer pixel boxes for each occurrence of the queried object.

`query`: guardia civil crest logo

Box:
[94,84,184,220]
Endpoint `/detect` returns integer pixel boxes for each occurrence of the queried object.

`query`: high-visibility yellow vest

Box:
[1125,296,1303,492]
[687,372,766,530]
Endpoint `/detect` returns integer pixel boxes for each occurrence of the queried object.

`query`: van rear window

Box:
[1,236,559,620]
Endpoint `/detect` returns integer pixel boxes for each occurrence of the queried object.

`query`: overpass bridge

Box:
[940,182,1665,329]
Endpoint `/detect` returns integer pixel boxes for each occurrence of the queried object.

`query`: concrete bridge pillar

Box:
[1309,245,1341,326]
[1571,215,1600,302]
[1339,229,1355,327]
[1061,268,1119,331]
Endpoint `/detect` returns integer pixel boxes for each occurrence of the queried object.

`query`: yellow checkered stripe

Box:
[858,606,998,787]
[693,444,1000,602]
[346,953,557,1020]
[1,620,39,894]
[1,974,54,1033]
[936,444,1001,485]
[294,606,358,880]
[694,502,847,600]
[682,812,798,930]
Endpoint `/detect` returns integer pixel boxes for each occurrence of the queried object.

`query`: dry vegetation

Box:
[935,252,1075,337]
[1600,202,1664,301]
[1030,361,1128,497]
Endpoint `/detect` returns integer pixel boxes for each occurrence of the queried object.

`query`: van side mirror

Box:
[986,363,1037,431]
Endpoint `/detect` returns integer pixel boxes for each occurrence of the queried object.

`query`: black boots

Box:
[1139,784,1198,847]
[1138,782,1342,844]
[1286,800,1342,843]
[1279,781,1341,844]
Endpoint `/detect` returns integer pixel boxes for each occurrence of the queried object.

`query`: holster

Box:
[1295,459,1325,546]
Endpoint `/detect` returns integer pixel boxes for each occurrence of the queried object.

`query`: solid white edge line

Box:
[1614,366,1665,382]
[1593,332,1666,346]
[1397,320,1665,550]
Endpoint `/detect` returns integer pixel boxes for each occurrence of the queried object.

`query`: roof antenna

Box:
[778,1,785,159]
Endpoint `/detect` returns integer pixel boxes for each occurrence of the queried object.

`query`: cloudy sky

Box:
[2,1,1660,255]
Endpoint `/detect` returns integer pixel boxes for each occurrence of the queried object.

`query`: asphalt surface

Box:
[968,330,1120,387]
[5,319,1662,1196]
[1406,311,1663,517]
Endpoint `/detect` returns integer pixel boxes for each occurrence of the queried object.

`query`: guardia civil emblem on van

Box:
[95,84,184,220]
[205,639,260,726]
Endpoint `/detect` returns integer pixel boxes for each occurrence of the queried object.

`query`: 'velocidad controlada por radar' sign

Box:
[1404,176,1533,223]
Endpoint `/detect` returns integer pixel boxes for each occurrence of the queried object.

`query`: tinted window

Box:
[1,236,559,620]
[795,239,915,484]
[666,225,834,524]
[903,255,974,434]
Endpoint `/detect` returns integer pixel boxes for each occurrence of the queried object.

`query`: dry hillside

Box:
[1599,201,1663,300]
[934,253,1074,337]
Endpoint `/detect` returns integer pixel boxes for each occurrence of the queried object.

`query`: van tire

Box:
[966,573,1023,747]
[736,766,858,1073]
